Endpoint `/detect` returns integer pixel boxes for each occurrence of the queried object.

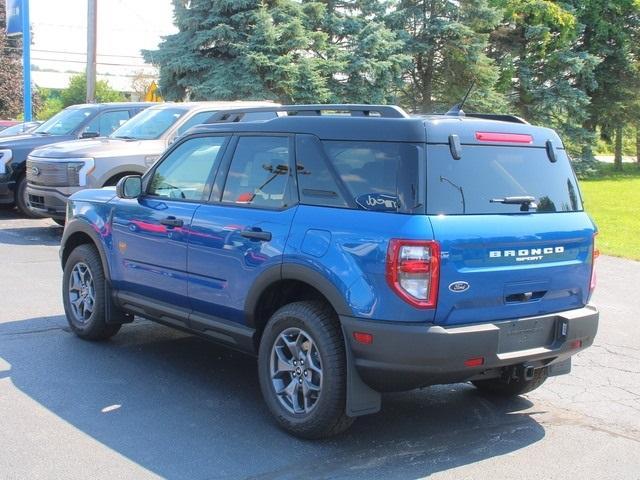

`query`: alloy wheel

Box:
[270,327,323,414]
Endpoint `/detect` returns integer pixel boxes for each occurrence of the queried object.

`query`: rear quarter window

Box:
[427,145,583,215]
[295,135,424,213]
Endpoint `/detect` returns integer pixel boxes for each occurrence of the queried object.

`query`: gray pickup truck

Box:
[27,101,277,222]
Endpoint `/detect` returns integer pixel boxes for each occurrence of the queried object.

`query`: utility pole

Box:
[86,0,97,103]
[21,0,32,121]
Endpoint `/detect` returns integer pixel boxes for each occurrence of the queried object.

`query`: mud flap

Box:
[548,357,571,377]
[342,326,381,417]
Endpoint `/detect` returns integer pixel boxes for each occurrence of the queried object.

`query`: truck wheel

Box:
[15,175,42,218]
[62,244,121,341]
[472,368,548,396]
[258,301,354,439]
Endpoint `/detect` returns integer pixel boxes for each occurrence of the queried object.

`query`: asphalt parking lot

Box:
[0,208,638,480]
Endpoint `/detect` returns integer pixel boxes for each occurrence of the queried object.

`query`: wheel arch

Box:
[61,219,111,281]
[245,263,352,339]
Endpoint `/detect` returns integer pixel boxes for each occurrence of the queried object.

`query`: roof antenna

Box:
[446,79,476,117]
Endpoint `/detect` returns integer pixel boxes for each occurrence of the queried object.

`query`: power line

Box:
[30,58,155,69]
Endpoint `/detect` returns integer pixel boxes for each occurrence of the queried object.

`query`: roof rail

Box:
[464,113,529,125]
[205,104,409,123]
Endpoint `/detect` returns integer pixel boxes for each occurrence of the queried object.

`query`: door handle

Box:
[240,229,272,242]
[160,216,184,228]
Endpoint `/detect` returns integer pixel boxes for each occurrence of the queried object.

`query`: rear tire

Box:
[15,175,42,218]
[62,244,121,341]
[258,301,354,439]
[472,368,548,396]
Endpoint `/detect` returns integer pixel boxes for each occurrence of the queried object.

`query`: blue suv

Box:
[59,105,599,438]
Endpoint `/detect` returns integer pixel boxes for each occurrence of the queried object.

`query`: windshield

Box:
[0,122,38,137]
[34,107,96,135]
[111,107,187,140]
[427,145,583,214]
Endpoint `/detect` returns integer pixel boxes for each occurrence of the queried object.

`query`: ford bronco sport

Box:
[59,104,599,438]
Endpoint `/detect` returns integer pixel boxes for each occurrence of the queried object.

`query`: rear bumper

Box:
[341,305,599,392]
[26,185,76,220]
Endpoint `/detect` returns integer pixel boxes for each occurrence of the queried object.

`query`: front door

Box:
[110,135,229,313]
[187,135,297,326]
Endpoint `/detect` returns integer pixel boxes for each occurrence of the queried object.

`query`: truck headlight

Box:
[0,149,13,175]
[65,158,94,186]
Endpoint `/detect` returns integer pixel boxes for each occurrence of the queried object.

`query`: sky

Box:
[28,0,177,89]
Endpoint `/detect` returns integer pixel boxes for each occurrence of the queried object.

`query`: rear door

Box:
[427,144,595,326]
[187,135,297,327]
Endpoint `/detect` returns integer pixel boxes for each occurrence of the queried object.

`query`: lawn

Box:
[579,163,640,261]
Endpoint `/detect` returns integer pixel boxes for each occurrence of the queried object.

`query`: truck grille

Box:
[26,157,79,187]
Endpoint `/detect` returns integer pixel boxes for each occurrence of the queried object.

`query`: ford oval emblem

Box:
[449,281,469,293]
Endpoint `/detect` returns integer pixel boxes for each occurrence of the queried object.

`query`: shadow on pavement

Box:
[0,209,62,246]
[0,316,545,479]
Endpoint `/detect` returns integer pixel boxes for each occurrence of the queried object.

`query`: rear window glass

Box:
[427,145,582,215]
[295,136,424,213]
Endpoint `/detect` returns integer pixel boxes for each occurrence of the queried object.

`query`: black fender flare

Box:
[243,263,352,329]
[60,217,112,281]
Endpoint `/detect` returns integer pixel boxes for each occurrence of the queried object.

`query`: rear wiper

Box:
[490,196,537,212]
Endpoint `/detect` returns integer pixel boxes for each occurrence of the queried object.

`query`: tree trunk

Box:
[636,123,640,166]
[614,124,623,171]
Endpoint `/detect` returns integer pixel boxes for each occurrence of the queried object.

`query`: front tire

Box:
[258,301,354,439]
[15,175,42,218]
[472,368,548,396]
[62,244,121,341]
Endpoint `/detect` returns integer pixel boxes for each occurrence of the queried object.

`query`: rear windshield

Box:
[427,145,582,215]
[34,107,96,135]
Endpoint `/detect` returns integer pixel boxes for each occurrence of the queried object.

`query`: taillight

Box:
[475,132,533,144]
[386,240,440,308]
[590,232,599,292]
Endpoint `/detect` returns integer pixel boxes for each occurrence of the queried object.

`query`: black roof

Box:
[189,114,563,148]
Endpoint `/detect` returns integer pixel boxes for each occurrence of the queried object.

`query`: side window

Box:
[176,111,215,136]
[85,110,131,136]
[222,136,291,208]
[148,136,227,201]
[322,140,422,212]
[295,135,349,208]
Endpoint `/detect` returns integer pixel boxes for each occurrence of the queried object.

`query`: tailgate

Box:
[430,213,594,325]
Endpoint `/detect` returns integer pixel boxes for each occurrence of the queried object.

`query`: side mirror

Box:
[116,175,142,199]
[81,131,100,139]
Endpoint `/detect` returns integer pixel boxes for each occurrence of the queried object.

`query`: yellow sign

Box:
[144,81,163,102]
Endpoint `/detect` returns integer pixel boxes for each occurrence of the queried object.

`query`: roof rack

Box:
[464,113,529,125]
[205,104,409,123]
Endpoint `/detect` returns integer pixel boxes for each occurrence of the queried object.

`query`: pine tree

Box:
[388,0,507,113]
[567,0,640,168]
[488,0,599,150]
[144,0,330,103]
[302,1,410,103]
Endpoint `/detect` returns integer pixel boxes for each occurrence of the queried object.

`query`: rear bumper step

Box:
[340,305,598,391]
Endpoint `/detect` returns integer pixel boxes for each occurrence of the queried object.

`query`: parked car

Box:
[0,120,19,131]
[59,104,599,439]
[26,101,278,223]
[0,121,43,137]
[0,102,151,217]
